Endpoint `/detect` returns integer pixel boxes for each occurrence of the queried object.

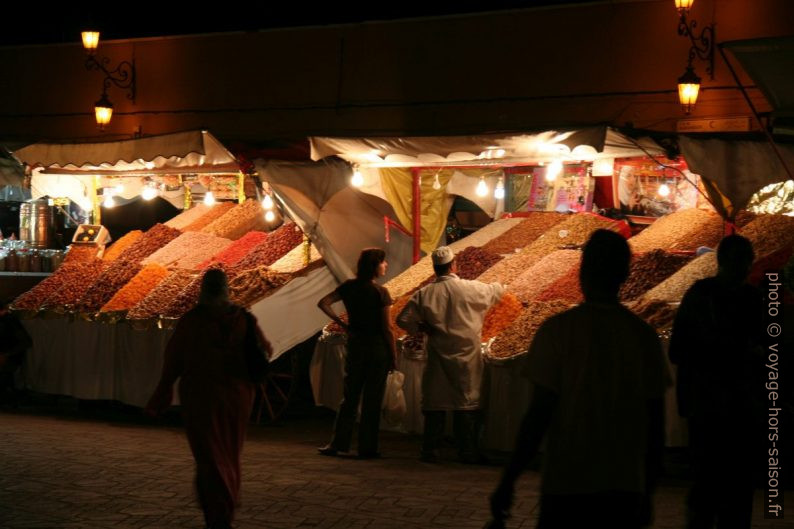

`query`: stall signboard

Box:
[510,164,594,213]
[611,157,704,218]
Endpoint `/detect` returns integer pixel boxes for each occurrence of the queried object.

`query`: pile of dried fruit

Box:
[509,250,581,302]
[12,260,104,310]
[202,199,268,240]
[143,232,232,269]
[102,231,143,261]
[479,214,616,283]
[629,209,724,253]
[481,213,567,254]
[198,231,269,269]
[384,262,434,299]
[100,264,170,312]
[182,202,236,232]
[619,250,694,301]
[75,259,143,313]
[734,210,757,228]
[127,270,197,320]
[116,224,182,263]
[481,292,524,341]
[269,242,323,273]
[228,266,292,307]
[740,214,794,259]
[535,264,583,303]
[630,299,679,331]
[232,223,304,271]
[164,204,211,230]
[488,300,571,359]
[41,261,108,310]
[454,246,503,280]
[447,217,525,250]
[640,252,717,303]
[63,245,100,264]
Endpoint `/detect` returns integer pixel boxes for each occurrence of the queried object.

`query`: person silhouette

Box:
[669,234,765,529]
[489,229,669,528]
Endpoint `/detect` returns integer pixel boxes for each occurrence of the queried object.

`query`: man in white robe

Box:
[397,246,504,463]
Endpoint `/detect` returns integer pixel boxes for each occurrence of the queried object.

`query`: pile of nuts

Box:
[12,260,104,310]
[143,231,232,269]
[102,231,143,261]
[270,243,323,274]
[100,264,170,312]
[182,202,236,232]
[127,270,197,320]
[535,264,583,304]
[116,224,182,263]
[199,231,268,269]
[454,246,503,280]
[509,250,581,302]
[75,259,143,313]
[232,223,304,271]
[740,214,794,260]
[63,245,100,264]
[640,252,717,303]
[481,292,524,341]
[228,266,292,307]
[202,199,268,240]
[629,299,679,331]
[165,203,211,231]
[629,209,724,253]
[488,300,571,359]
[482,213,566,254]
[619,250,694,302]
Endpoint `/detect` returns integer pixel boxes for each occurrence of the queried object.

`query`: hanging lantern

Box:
[674,0,694,13]
[94,92,113,129]
[432,173,442,190]
[475,177,488,197]
[81,31,100,53]
[677,66,701,114]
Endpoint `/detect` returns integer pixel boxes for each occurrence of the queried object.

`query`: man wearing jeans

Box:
[397,246,504,463]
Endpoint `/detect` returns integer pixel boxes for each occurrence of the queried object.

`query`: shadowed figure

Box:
[669,234,765,529]
[489,229,669,529]
[146,269,272,529]
[0,296,32,405]
[317,247,398,459]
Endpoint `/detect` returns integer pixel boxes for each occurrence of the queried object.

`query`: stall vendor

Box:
[397,246,504,463]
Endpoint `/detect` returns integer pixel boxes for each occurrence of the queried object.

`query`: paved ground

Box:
[0,403,792,529]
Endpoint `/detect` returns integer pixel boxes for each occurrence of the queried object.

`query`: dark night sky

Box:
[2,1,602,46]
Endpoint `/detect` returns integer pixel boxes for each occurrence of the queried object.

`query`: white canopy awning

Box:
[310,126,665,167]
[14,130,239,175]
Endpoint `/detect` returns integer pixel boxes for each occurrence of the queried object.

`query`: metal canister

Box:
[19,200,54,249]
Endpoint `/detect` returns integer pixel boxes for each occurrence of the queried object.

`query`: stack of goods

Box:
[629,209,724,253]
[269,243,323,274]
[102,231,143,261]
[487,300,571,360]
[481,293,524,341]
[619,250,694,302]
[384,217,524,299]
[740,214,794,260]
[127,270,198,320]
[100,264,170,313]
[75,259,143,314]
[733,210,757,228]
[116,224,182,263]
[143,232,232,270]
[160,265,227,319]
[481,213,567,254]
[63,245,101,264]
[324,313,348,335]
[454,246,503,280]
[535,264,583,304]
[164,204,210,230]
[198,231,268,269]
[508,250,581,303]
[201,199,267,240]
[182,202,236,232]
[478,214,617,284]
[11,260,105,311]
[228,266,292,307]
[629,300,679,332]
[638,252,717,303]
[389,294,414,338]
[230,223,304,272]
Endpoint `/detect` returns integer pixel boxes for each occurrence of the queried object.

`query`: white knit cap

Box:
[431,246,454,266]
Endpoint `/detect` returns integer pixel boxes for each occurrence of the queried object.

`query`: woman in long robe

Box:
[146,269,271,529]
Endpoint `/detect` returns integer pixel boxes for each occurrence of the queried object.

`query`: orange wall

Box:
[1,0,792,144]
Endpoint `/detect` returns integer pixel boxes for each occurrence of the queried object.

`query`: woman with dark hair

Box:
[146,269,272,529]
[317,247,397,458]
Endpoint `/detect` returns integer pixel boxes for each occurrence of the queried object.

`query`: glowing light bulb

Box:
[432,174,441,190]
[476,178,488,197]
[262,195,274,210]
[658,183,671,197]
[204,191,216,206]
[545,160,563,182]
[114,183,124,194]
[141,186,158,200]
[103,194,115,208]
[494,179,505,200]
[351,170,364,187]
[265,210,276,222]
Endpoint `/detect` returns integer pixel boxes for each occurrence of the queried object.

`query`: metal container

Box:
[19,200,54,249]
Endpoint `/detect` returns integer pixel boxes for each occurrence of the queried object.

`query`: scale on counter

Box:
[72,224,112,246]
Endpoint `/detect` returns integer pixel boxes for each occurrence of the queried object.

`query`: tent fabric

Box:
[679,136,794,216]
[310,127,665,167]
[0,156,25,188]
[14,130,238,174]
[256,158,414,284]
[723,36,794,116]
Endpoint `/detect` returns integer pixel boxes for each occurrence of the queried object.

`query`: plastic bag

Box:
[381,370,407,427]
